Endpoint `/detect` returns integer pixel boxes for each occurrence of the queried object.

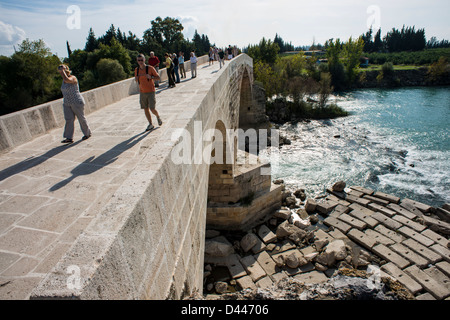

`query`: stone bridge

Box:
[0,54,282,299]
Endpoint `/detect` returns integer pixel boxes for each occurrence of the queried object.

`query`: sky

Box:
[0,0,449,58]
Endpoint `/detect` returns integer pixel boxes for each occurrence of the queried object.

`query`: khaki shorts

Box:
[140,92,156,110]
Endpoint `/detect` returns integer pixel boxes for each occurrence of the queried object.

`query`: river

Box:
[266,86,450,207]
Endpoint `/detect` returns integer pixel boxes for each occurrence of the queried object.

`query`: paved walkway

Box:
[0,60,225,299]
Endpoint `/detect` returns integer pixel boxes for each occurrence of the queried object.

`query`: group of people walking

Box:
[57,47,236,141]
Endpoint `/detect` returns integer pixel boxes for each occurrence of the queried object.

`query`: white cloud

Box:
[0,20,26,45]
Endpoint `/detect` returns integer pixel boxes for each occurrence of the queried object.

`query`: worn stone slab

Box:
[327,228,347,240]
[326,194,351,207]
[363,195,390,206]
[373,191,400,204]
[415,293,436,300]
[257,225,277,244]
[226,254,247,279]
[374,225,405,243]
[285,262,315,276]
[314,229,335,243]
[333,204,351,215]
[270,271,288,284]
[270,240,296,255]
[348,209,379,228]
[422,216,450,235]
[365,229,395,246]
[323,216,352,233]
[430,244,450,263]
[251,236,266,254]
[390,243,431,268]
[402,238,442,264]
[399,201,425,218]
[349,186,374,195]
[387,203,417,220]
[368,203,396,217]
[239,255,267,282]
[404,265,450,300]
[346,194,371,207]
[401,198,432,213]
[236,275,257,290]
[349,203,376,216]
[294,271,328,284]
[337,213,367,231]
[372,244,410,269]
[424,266,450,291]
[436,261,450,278]
[274,209,292,220]
[371,212,403,230]
[255,276,274,289]
[347,228,376,250]
[254,251,278,276]
[392,215,426,232]
[398,226,434,247]
[347,189,364,198]
[316,199,339,214]
[381,262,422,295]
[421,229,449,248]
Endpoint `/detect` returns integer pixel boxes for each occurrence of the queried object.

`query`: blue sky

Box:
[0,0,449,57]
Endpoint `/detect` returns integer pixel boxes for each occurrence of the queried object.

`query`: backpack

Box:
[136,65,149,84]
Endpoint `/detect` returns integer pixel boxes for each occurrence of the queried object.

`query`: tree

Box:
[96,58,127,85]
[0,39,62,115]
[343,36,365,84]
[85,28,98,52]
[247,37,279,64]
[146,16,184,54]
[373,29,383,52]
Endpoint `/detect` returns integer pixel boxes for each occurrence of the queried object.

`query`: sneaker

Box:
[146,124,154,131]
[61,138,73,144]
[82,134,91,141]
[157,117,162,126]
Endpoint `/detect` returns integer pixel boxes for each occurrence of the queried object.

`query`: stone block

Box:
[402,238,442,264]
[349,186,374,195]
[323,216,351,233]
[333,204,351,215]
[368,203,396,217]
[226,254,247,279]
[404,265,450,300]
[374,225,405,243]
[390,243,430,268]
[364,229,395,246]
[363,195,390,206]
[316,199,339,214]
[348,209,379,228]
[236,275,257,290]
[424,266,450,291]
[270,271,288,284]
[294,271,328,284]
[381,262,422,295]
[372,244,410,269]
[371,212,403,230]
[401,198,433,213]
[373,191,400,204]
[430,244,450,263]
[392,215,426,232]
[436,261,450,278]
[346,194,371,207]
[337,213,367,230]
[257,225,277,244]
[347,229,376,250]
[239,255,267,282]
[387,203,417,220]
[421,229,449,247]
[398,227,434,247]
[254,251,278,276]
[256,276,273,289]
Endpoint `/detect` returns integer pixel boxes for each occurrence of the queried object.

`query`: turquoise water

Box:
[269,86,450,207]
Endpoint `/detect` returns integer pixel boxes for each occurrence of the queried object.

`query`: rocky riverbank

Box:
[193,181,450,300]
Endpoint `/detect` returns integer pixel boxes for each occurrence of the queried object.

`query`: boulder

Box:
[290,212,310,229]
[288,229,308,245]
[332,181,346,192]
[294,189,306,201]
[285,252,300,268]
[316,240,347,267]
[240,233,258,252]
[305,199,317,213]
[205,236,234,257]
[215,282,228,294]
[285,196,297,207]
[276,220,301,238]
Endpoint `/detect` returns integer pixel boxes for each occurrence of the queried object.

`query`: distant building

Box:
[360,57,369,68]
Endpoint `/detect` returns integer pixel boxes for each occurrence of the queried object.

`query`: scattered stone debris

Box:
[198,182,450,300]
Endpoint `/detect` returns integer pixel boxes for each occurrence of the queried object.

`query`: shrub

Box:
[96,58,126,86]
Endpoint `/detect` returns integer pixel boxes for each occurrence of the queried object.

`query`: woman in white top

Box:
[190,52,198,78]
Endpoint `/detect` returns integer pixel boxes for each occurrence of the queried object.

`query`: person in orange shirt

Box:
[135,54,162,131]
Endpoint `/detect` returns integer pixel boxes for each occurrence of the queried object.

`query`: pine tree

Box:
[85,28,98,52]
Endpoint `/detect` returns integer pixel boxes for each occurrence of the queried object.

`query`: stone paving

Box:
[0,60,221,299]
[203,183,450,300]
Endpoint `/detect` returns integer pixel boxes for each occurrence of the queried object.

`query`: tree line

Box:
[0,17,213,116]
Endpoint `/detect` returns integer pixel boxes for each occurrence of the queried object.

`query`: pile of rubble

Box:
[200,181,450,300]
